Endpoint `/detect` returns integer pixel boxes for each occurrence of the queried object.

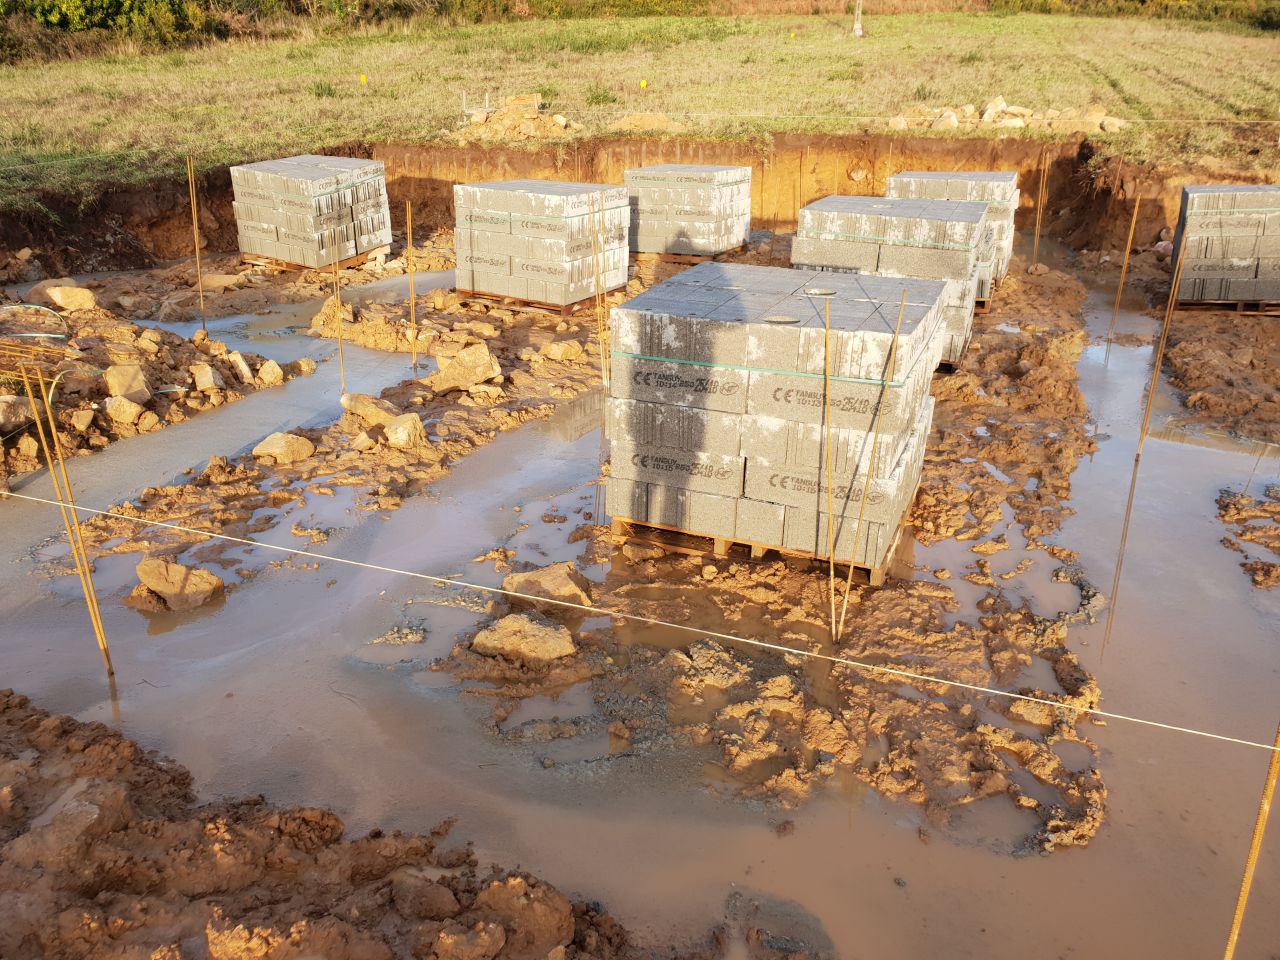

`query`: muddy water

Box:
[2,259,1279,957]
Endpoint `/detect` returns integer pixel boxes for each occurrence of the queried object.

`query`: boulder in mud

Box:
[540,339,584,363]
[135,558,225,612]
[289,357,318,377]
[502,562,592,609]
[425,342,501,395]
[226,351,255,384]
[431,921,506,960]
[471,875,574,960]
[471,614,577,666]
[341,392,401,428]
[201,273,245,292]
[103,364,151,404]
[384,412,427,449]
[390,868,461,921]
[104,395,144,425]
[257,359,285,387]
[45,285,98,313]
[252,431,315,464]
[189,363,224,392]
[0,395,31,433]
[68,409,95,432]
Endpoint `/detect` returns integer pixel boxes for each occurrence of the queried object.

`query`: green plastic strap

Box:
[796,229,977,252]
[609,349,921,388]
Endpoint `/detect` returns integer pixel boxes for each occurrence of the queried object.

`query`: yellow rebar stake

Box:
[1031,150,1049,269]
[186,156,206,333]
[1105,191,1143,358]
[823,296,836,642]
[331,225,347,395]
[406,199,418,369]
[837,291,906,638]
[1223,721,1280,960]
[1100,251,1186,658]
[19,365,114,679]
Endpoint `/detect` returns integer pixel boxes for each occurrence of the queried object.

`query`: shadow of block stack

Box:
[1172,185,1280,304]
[624,164,752,256]
[605,263,946,571]
[453,180,630,307]
[790,196,988,366]
[230,155,391,268]
[885,171,1020,294]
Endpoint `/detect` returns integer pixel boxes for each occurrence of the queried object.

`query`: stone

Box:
[980,96,1006,121]
[1153,240,1174,261]
[135,558,225,612]
[431,922,506,960]
[189,363,224,391]
[251,431,315,464]
[45,286,97,312]
[137,411,161,433]
[0,395,31,433]
[540,339,584,362]
[227,351,255,384]
[257,359,285,386]
[931,110,959,130]
[1027,262,1051,276]
[622,542,665,562]
[999,117,1026,129]
[888,116,907,130]
[502,562,592,608]
[293,357,318,376]
[425,342,501,394]
[390,868,461,921]
[341,392,401,427]
[28,277,81,305]
[200,273,244,292]
[103,364,151,404]
[471,614,577,666]
[384,412,427,449]
[1100,116,1126,133]
[352,430,379,452]
[471,875,574,960]
[104,395,144,425]
[69,409,95,433]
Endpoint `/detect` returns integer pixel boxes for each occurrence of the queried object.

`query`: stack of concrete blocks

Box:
[885,171,1020,290]
[604,263,946,569]
[790,196,988,366]
[1172,185,1280,303]
[453,180,630,307]
[230,155,391,269]
[624,164,752,256]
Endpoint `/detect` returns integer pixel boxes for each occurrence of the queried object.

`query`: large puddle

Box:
[1,253,1278,957]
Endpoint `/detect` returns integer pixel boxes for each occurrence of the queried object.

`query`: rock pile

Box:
[889,97,1127,135]
[450,93,582,144]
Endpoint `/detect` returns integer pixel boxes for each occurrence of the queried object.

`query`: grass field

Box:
[1,12,1277,212]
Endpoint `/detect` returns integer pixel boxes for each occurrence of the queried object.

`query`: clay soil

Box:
[1217,486,1280,589]
[437,258,1109,855]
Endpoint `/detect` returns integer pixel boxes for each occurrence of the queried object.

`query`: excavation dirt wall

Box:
[3,133,1269,275]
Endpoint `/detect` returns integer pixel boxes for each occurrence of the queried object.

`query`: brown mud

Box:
[0,689,644,960]
[436,257,1108,855]
[1216,486,1280,589]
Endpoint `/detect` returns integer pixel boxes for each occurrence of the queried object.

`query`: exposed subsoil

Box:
[435,257,1109,855]
[1216,485,1280,589]
[0,689,645,960]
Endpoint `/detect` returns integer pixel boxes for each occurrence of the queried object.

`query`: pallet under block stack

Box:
[885,171,1020,292]
[230,155,391,269]
[790,196,989,366]
[453,180,630,307]
[1172,185,1280,304]
[624,164,752,256]
[604,263,946,574]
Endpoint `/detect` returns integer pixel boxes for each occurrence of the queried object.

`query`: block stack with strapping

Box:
[624,164,752,256]
[1172,185,1280,304]
[605,263,946,570]
[230,155,391,269]
[885,171,1020,292]
[453,180,630,307]
[790,196,989,366]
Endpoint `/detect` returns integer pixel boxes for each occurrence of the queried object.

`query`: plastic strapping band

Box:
[609,350,921,388]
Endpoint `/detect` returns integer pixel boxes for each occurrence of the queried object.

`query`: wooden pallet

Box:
[241,245,390,273]
[1175,299,1279,316]
[974,296,991,315]
[631,245,748,266]
[609,516,903,587]
[454,287,614,319]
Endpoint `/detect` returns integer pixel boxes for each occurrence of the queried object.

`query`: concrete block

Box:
[1180,258,1258,280]
[610,442,745,498]
[791,235,880,272]
[605,398,743,457]
[610,355,749,413]
[606,477,647,520]
[876,243,975,281]
[781,509,893,566]
[735,497,786,547]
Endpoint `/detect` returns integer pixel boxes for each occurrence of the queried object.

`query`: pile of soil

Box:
[1217,485,1280,589]
[451,95,583,145]
[0,689,638,960]
[0,304,313,489]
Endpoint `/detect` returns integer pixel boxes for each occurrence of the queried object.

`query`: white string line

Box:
[4,487,1277,755]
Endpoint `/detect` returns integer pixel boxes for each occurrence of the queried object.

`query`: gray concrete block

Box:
[1180,258,1258,280]
[605,398,744,457]
[876,243,975,281]
[610,355,749,413]
[791,235,880,272]
[606,477,648,520]
[610,442,745,497]
[735,497,786,546]
[780,509,893,566]
[740,414,911,479]
[625,164,752,187]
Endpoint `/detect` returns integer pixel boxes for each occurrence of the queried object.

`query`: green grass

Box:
[1,12,1277,212]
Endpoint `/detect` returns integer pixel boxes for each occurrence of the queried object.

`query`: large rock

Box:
[28,277,82,305]
[340,392,401,428]
[471,614,577,666]
[226,351,255,384]
[45,286,98,312]
[390,868,461,921]
[189,363,224,392]
[135,558,225,612]
[431,922,506,960]
[257,359,285,386]
[384,412,427,449]
[0,394,31,433]
[930,110,959,131]
[425,342,501,394]
[472,875,574,960]
[980,95,1006,121]
[104,395,144,425]
[502,562,592,609]
[103,364,151,404]
[200,273,245,292]
[251,431,315,464]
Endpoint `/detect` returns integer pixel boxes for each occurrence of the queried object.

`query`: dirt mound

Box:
[0,689,634,960]
[451,95,583,145]
[1216,486,1280,589]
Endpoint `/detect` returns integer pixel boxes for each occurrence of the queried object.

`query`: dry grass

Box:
[1,12,1276,212]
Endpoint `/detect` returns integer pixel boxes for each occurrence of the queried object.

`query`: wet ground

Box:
[2,249,1278,957]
